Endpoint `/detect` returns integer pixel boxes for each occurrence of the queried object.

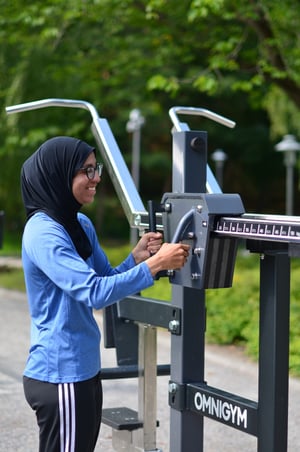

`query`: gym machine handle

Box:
[147,200,168,279]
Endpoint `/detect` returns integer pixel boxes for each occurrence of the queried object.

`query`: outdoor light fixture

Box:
[126,108,145,243]
[275,134,300,215]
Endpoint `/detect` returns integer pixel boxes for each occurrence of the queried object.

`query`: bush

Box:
[206,251,260,348]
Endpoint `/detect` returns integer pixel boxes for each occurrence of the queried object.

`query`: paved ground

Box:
[1,287,300,451]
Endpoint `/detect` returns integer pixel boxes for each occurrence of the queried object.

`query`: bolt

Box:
[164,202,172,212]
[169,319,180,332]
[169,382,178,394]
[191,273,201,280]
[197,205,203,213]
[191,137,205,151]
[167,269,174,276]
[187,231,195,239]
[194,247,202,255]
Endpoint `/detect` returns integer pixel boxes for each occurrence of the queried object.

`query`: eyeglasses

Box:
[78,163,103,180]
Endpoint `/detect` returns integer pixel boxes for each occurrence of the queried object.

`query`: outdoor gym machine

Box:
[6,99,300,451]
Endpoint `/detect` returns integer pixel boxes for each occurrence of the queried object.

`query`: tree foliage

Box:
[1,0,300,236]
[145,0,300,129]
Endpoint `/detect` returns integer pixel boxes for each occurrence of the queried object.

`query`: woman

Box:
[21,136,190,452]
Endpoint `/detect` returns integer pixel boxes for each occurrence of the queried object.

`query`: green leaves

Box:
[188,0,225,21]
[193,74,218,95]
[147,74,180,95]
[1,0,300,232]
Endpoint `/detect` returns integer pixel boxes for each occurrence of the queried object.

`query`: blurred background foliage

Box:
[1,0,300,241]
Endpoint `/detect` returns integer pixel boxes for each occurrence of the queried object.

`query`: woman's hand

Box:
[132,231,190,277]
[132,232,163,264]
[146,242,190,277]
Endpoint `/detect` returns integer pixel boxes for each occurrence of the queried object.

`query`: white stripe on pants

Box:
[58,383,76,452]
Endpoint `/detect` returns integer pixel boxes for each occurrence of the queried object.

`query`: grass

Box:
[0,265,25,291]
[0,230,24,290]
[1,240,300,377]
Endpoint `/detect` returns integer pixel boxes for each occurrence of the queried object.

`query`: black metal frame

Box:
[102,129,293,452]
[166,130,292,452]
[6,99,295,451]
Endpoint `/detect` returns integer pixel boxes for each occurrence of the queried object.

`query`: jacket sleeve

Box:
[82,214,137,277]
[22,213,154,310]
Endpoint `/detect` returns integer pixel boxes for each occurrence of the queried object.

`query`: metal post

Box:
[285,152,296,216]
[135,324,160,451]
[275,134,300,216]
[126,109,145,245]
[258,250,290,451]
[170,287,206,452]
[169,130,207,452]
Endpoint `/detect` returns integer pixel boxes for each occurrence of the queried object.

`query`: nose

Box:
[93,173,101,183]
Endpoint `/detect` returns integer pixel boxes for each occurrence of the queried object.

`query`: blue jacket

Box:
[22,211,154,383]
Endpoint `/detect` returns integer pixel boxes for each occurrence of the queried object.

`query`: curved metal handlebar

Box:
[6,98,147,228]
[6,98,99,120]
[169,106,236,131]
[6,99,234,223]
[169,107,236,194]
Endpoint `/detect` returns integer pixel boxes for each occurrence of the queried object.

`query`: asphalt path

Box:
[1,287,300,451]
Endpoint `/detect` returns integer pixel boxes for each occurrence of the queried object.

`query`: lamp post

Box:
[211,148,227,189]
[275,134,300,216]
[126,109,145,244]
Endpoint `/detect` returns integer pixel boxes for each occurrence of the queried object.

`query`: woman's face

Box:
[72,152,101,205]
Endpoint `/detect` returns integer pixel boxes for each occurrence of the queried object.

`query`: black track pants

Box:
[23,373,102,452]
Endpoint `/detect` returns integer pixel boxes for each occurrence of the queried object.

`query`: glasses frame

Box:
[78,162,103,180]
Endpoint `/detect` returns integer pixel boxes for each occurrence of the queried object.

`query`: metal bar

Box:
[169,130,207,452]
[169,107,235,195]
[101,364,170,380]
[169,107,236,130]
[172,130,207,194]
[6,98,147,228]
[118,296,181,333]
[6,98,100,122]
[91,119,146,227]
[136,324,158,450]
[257,252,290,452]
[170,287,206,452]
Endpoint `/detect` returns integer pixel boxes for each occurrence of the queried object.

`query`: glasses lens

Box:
[86,167,95,180]
[80,163,103,180]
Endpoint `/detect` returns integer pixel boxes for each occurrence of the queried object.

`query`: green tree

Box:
[145,0,300,132]
[1,0,300,236]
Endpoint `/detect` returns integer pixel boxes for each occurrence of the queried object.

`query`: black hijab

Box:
[21,136,96,260]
